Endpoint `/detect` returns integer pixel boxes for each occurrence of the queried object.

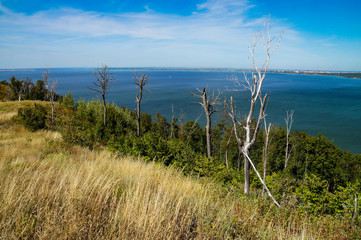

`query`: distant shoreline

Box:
[272,70,361,79]
[1,68,360,79]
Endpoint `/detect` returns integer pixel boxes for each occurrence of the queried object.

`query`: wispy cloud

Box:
[196,0,253,16]
[0,0,359,70]
[0,0,267,42]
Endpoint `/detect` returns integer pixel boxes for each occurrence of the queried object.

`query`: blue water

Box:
[1,68,361,154]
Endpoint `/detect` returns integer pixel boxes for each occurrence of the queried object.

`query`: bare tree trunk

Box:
[18,94,21,102]
[136,100,141,137]
[170,104,175,139]
[285,110,294,169]
[244,153,280,207]
[243,148,250,194]
[51,97,55,127]
[191,88,222,159]
[305,144,309,177]
[133,72,149,137]
[262,123,271,196]
[179,111,185,141]
[205,107,212,159]
[352,194,358,222]
[102,95,107,127]
[43,69,57,127]
[237,150,241,171]
[225,127,233,173]
[285,136,289,168]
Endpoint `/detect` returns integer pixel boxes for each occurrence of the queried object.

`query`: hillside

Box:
[0,101,359,239]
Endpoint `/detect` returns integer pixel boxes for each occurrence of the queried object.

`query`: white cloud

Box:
[0,0,359,70]
[0,1,263,42]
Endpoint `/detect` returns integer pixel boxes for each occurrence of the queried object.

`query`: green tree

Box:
[61,91,75,109]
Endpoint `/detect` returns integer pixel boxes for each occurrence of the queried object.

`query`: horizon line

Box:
[1,67,360,73]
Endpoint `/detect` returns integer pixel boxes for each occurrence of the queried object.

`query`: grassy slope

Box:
[0,101,358,239]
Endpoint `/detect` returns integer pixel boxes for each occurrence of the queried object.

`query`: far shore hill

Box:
[1,68,361,79]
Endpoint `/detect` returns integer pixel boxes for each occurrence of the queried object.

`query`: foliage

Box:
[2,76,60,101]
[7,92,361,220]
[12,104,48,132]
[295,174,360,215]
[0,84,14,101]
[2,99,361,239]
[61,91,75,109]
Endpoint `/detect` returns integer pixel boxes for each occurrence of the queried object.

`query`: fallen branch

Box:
[244,153,280,207]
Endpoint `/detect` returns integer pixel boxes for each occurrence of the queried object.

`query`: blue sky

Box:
[0,0,360,70]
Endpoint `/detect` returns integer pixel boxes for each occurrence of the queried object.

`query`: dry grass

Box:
[0,103,236,239]
[0,100,49,113]
[0,101,359,239]
[0,147,236,239]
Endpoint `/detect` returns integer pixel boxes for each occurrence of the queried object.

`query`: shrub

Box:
[13,104,48,132]
[61,91,75,109]
[61,118,96,149]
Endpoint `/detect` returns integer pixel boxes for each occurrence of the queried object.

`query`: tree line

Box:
[0,75,61,102]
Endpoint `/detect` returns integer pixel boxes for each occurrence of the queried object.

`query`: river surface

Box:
[1,68,360,153]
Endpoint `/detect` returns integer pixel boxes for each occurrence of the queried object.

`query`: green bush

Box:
[61,118,96,149]
[13,104,48,132]
[61,91,75,109]
[295,174,360,215]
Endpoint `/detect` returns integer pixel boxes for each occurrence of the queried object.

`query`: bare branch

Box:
[42,69,57,126]
[250,93,268,146]
[284,110,294,169]
[229,18,281,196]
[88,64,114,127]
[227,96,242,146]
[244,153,280,207]
[191,87,223,158]
[89,64,114,97]
[133,71,149,137]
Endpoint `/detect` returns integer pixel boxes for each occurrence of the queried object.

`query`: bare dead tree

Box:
[228,84,280,210]
[89,64,114,128]
[133,71,149,137]
[179,110,186,140]
[262,119,272,196]
[352,194,358,222]
[17,78,31,101]
[19,81,26,101]
[227,19,281,203]
[284,110,294,169]
[224,126,233,173]
[170,104,177,139]
[43,69,57,127]
[191,88,222,159]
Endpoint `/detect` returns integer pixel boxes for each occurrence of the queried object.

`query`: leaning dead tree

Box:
[191,88,222,159]
[262,118,272,196]
[284,110,294,169]
[43,69,57,127]
[89,64,114,127]
[133,71,149,137]
[227,20,281,206]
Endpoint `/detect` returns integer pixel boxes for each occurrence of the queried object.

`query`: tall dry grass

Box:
[0,149,236,239]
[0,101,359,239]
[0,105,236,238]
